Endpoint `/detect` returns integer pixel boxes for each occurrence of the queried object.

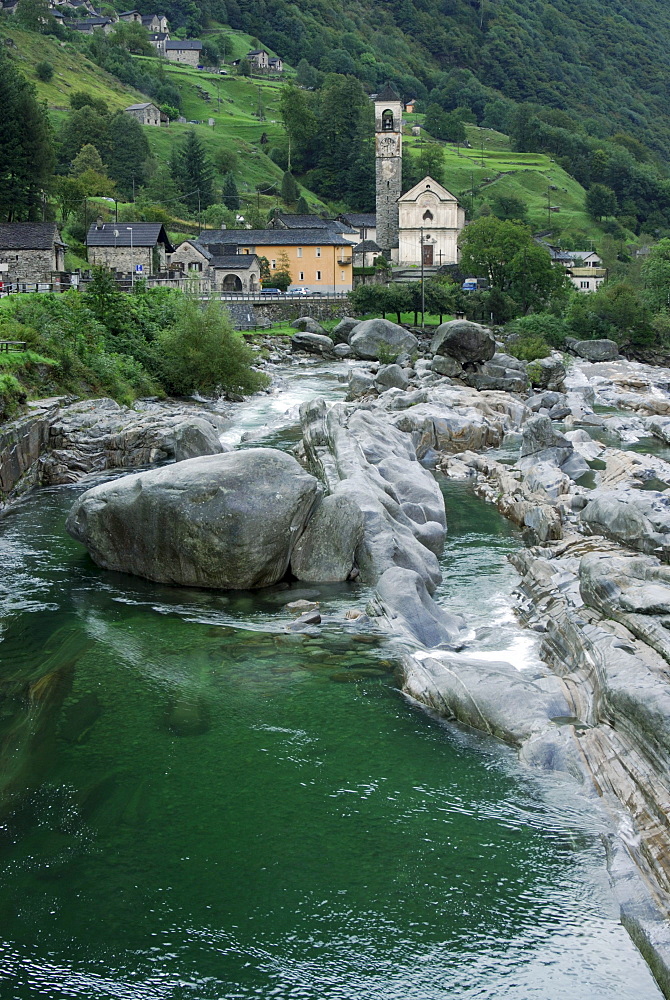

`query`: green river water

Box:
[0,364,663,999]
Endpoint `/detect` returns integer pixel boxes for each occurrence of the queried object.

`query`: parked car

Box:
[259,287,284,296]
[286,286,310,296]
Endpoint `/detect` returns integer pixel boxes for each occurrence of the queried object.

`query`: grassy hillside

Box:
[406,122,608,245]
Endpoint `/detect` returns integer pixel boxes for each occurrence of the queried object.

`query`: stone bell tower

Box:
[374,83,403,258]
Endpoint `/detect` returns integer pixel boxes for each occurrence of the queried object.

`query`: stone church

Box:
[374,85,465,265]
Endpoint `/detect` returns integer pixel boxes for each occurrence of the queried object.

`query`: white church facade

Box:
[398,177,466,266]
[373,85,466,266]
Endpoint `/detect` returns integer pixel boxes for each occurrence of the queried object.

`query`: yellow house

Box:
[197,229,353,294]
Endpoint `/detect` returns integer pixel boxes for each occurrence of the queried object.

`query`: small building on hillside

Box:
[72,15,114,32]
[268,56,283,72]
[147,31,170,53]
[404,98,417,113]
[568,267,607,293]
[198,228,353,294]
[86,221,174,274]
[397,176,465,266]
[142,13,168,32]
[247,49,269,69]
[124,102,163,126]
[117,8,142,22]
[165,39,202,65]
[0,223,67,283]
[563,250,602,268]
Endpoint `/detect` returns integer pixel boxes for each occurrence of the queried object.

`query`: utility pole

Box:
[420,225,425,331]
[547,187,551,229]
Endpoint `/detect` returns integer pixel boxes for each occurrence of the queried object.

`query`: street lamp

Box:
[126,227,134,288]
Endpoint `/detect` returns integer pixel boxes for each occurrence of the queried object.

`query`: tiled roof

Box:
[166,38,202,49]
[124,102,158,111]
[86,222,174,250]
[339,212,376,228]
[376,83,401,102]
[353,240,382,253]
[209,254,258,270]
[0,222,65,250]
[271,214,333,230]
[198,229,351,247]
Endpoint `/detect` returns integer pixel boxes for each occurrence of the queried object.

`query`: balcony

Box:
[337,255,353,266]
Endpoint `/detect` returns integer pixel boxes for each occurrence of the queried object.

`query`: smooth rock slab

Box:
[291,332,335,356]
[173,417,224,462]
[291,493,363,583]
[573,338,619,361]
[66,449,321,589]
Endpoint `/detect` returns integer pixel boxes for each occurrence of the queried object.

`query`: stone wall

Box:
[87,245,157,274]
[376,154,401,254]
[1,248,60,283]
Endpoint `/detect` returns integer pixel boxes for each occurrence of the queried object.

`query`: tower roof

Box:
[376,83,401,102]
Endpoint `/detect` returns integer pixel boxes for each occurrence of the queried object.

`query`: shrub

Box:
[157,299,270,397]
[35,61,54,83]
[506,335,551,361]
[504,312,568,348]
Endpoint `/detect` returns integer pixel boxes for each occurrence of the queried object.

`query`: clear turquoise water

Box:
[0,361,663,1000]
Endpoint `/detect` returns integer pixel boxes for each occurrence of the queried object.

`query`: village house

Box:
[72,15,115,32]
[117,8,142,22]
[198,228,353,294]
[336,212,377,244]
[404,98,417,113]
[169,240,261,292]
[86,221,174,274]
[563,250,603,268]
[268,56,283,73]
[147,31,170,54]
[165,39,202,65]
[141,13,168,32]
[0,223,67,284]
[123,102,164,126]
[397,176,465,266]
[247,49,269,70]
[568,266,607,293]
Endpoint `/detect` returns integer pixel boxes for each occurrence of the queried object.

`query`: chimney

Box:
[96,216,103,230]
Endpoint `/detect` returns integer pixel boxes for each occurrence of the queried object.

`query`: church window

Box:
[423,210,433,221]
[381,109,394,131]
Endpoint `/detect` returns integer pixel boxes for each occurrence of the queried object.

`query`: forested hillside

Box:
[139,0,670,160]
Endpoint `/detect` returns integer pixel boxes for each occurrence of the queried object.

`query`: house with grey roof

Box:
[165,39,202,66]
[0,223,67,284]
[337,212,377,244]
[86,222,174,274]
[147,31,170,54]
[124,102,165,126]
[71,15,114,32]
[142,13,168,32]
[169,240,261,292]
[247,49,269,70]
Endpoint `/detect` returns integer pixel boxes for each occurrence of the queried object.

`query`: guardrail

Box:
[0,281,352,302]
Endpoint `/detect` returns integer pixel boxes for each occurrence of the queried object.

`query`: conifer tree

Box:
[105,112,150,199]
[0,48,54,220]
[222,172,240,211]
[296,195,310,214]
[171,130,214,212]
[281,170,299,206]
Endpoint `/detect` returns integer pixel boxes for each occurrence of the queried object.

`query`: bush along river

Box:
[0,348,666,999]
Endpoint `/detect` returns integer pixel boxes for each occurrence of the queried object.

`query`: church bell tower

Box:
[374,84,403,258]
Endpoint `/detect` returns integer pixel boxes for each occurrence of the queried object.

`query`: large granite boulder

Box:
[291,332,335,356]
[581,488,670,562]
[349,318,418,360]
[430,320,496,363]
[291,493,364,582]
[173,417,224,462]
[291,316,327,335]
[431,355,463,378]
[530,355,566,392]
[572,338,619,361]
[332,317,360,344]
[66,449,322,589]
[346,369,376,400]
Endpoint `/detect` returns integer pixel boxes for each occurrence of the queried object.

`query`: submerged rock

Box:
[66,449,321,589]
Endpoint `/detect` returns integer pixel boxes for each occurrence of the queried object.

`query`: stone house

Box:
[563,250,603,268]
[165,39,202,65]
[142,13,168,32]
[124,102,163,126]
[86,221,174,274]
[268,56,283,72]
[247,49,269,69]
[72,15,115,32]
[397,175,465,266]
[0,223,67,284]
[147,31,170,53]
[117,8,142,22]
[169,240,261,291]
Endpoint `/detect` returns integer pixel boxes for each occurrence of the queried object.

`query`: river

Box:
[0,359,662,999]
